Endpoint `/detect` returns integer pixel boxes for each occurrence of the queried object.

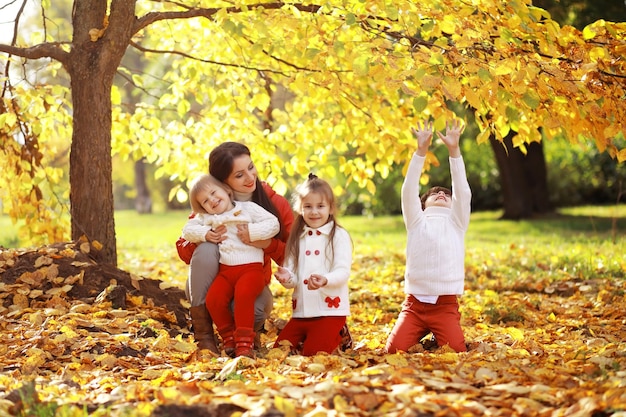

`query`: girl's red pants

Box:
[274,316,346,356]
[206,263,265,331]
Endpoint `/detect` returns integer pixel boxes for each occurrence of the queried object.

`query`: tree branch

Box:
[129,40,293,76]
[0,42,71,64]
[133,2,321,34]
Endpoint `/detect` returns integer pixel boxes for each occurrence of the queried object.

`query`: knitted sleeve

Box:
[242,201,281,242]
[449,156,472,230]
[401,153,426,229]
[181,214,212,243]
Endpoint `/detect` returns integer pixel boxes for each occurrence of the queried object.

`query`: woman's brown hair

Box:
[208,142,284,239]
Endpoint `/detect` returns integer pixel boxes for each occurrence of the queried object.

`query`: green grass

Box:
[2,205,625,285]
[2,205,624,252]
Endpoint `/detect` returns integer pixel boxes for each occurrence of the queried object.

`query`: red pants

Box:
[206,263,265,331]
[385,294,466,353]
[274,316,346,356]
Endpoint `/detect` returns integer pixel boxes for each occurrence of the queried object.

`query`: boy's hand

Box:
[436,119,464,157]
[411,121,433,156]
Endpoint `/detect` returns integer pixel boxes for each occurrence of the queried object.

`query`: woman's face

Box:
[223,154,258,194]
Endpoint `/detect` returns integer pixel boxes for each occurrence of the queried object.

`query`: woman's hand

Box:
[236,223,251,244]
[236,223,271,248]
[204,224,227,243]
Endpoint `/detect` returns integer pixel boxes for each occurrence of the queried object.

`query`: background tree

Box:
[1,0,624,265]
[489,0,626,219]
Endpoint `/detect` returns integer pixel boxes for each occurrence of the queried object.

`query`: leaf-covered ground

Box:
[0,239,625,417]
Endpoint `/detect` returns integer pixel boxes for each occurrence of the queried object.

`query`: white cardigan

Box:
[279,221,352,317]
[402,154,471,296]
[181,201,279,266]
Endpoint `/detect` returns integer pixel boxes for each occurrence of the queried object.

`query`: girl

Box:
[273,174,353,356]
[181,142,294,354]
[183,174,280,357]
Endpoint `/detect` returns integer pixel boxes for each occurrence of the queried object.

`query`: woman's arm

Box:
[263,188,295,265]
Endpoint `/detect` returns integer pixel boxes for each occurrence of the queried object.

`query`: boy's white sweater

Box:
[181,201,279,266]
[401,154,471,296]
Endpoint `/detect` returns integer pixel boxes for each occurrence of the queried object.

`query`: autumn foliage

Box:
[1,0,625,261]
[1,233,624,416]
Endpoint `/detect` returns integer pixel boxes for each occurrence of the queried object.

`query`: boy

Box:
[385,119,471,353]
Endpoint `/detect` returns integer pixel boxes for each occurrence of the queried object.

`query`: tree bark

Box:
[66,0,136,265]
[134,158,153,214]
[67,47,117,264]
[490,133,552,219]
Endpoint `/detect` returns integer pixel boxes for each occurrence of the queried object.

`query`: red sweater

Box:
[260,182,294,284]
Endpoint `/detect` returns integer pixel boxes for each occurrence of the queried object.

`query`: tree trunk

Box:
[134,158,153,214]
[68,55,117,264]
[66,0,136,265]
[490,133,552,219]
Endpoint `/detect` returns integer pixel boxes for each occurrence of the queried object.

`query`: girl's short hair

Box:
[189,174,233,214]
[420,186,452,209]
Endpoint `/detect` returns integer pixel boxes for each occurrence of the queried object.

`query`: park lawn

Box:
[1,205,625,288]
[111,205,626,287]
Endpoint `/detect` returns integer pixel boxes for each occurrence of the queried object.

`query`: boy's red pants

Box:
[274,316,346,356]
[385,294,466,353]
[206,263,265,331]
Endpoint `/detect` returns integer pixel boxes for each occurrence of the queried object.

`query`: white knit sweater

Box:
[402,154,471,296]
[181,201,280,266]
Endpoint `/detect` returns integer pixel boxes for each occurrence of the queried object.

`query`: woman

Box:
[185,142,294,354]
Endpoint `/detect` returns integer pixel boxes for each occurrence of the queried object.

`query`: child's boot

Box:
[217,325,236,357]
[234,328,256,358]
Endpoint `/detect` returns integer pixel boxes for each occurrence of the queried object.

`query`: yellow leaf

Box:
[476,128,491,145]
[582,25,597,40]
[589,47,608,62]
[80,241,90,253]
[494,61,515,76]
[173,339,196,353]
[438,17,457,35]
[385,353,408,367]
[439,352,460,363]
[275,396,298,417]
[332,394,351,412]
[23,348,47,374]
[505,327,525,341]
[353,55,369,76]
